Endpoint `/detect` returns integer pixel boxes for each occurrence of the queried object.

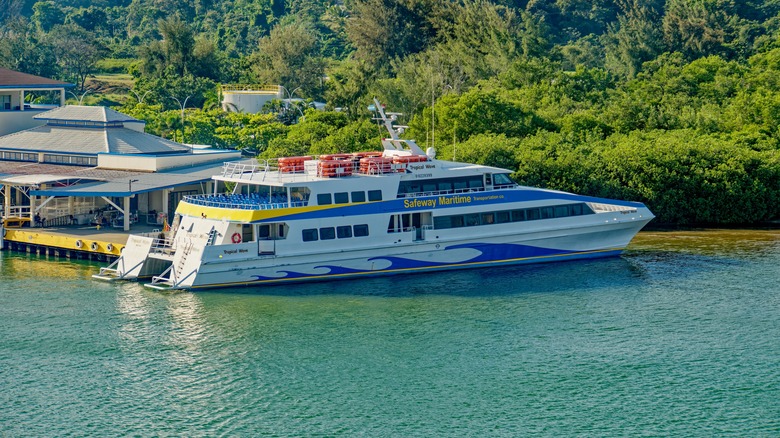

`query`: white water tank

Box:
[221,85,281,113]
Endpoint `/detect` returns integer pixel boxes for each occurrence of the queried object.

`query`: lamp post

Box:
[129,89,152,104]
[67,89,91,105]
[278,85,304,119]
[170,95,191,143]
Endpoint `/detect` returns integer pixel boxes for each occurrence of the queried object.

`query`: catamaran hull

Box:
[149,218,650,290]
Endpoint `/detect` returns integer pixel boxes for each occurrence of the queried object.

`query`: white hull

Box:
[153,216,651,289]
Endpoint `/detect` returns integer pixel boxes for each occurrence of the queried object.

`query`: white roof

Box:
[0,174,78,185]
[34,105,143,124]
[0,124,191,155]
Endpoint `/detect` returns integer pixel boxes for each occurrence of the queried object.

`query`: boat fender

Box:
[231,232,242,244]
[106,243,114,252]
[90,242,99,251]
[75,240,83,249]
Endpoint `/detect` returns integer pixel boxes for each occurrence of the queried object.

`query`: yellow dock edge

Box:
[2,228,124,256]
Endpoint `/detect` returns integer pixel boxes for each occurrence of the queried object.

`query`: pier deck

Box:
[1,224,164,260]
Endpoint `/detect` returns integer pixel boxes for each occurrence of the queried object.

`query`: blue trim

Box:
[191,247,625,288]
[0,84,74,89]
[263,189,647,222]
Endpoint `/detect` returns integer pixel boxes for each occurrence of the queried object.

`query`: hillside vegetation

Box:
[1,0,779,225]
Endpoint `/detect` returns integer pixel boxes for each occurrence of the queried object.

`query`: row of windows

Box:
[396,174,516,197]
[398,176,484,195]
[317,190,382,205]
[302,224,370,241]
[0,151,37,162]
[43,154,97,166]
[433,203,595,230]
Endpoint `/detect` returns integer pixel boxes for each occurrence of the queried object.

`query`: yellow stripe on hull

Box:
[176,200,344,223]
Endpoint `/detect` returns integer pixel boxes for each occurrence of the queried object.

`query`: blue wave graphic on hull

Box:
[444,242,566,263]
[248,242,575,282]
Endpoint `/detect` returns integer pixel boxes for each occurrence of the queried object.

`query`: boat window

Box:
[438,181,453,192]
[353,224,369,237]
[242,224,253,242]
[368,190,382,201]
[453,180,468,190]
[291,187,310,203]
[302,228,318,242]
[351,191,366,203]
[337,225,352,238]
[258,224,271,239]
[451,215,465,228]
[317,193,332,205]
[554,205,569,217]
[433,216,451,229]
[541,207,555,219]
[485,173,493,186]
[334,192,349,204]
[468,177,484,189]
[320,227,336,240]
[583,203,596,215]
[493,174,514,186]
[278,224,286,238]
[465,214,480,226]
[512,210,526,222]
[496,211,511,223]
[422,182,437,192]
[481,213,495,224]
[526,208,540,220]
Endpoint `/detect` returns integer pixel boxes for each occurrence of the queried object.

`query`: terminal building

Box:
[0,67,74,136]
[0,105,241,231]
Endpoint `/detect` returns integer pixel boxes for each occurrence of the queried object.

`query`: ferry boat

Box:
[94,100,654,290]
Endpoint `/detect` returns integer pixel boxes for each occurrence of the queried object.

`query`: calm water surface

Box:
[1,230,778,436]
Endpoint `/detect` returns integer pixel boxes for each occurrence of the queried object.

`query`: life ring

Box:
[90,242,98,251]
[106,243,114,251]
[75,240,83,249]
[231,232,242,244]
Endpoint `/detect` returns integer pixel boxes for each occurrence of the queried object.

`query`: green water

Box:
[1,230,778,436]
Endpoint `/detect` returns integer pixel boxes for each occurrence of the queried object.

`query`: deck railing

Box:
[183,194,307,210]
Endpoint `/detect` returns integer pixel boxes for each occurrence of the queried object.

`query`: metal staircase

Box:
[148,239,194,290]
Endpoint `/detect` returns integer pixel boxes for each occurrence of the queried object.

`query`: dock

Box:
[1,224,164,261]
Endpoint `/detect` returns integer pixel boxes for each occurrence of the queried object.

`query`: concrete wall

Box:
[0,110,48,136]
[97,150,242,172]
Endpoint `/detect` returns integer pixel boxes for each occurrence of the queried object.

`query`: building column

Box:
[60,89,65,106]
[162,188,170,220]
[3,184,10,219]
[123,196,130,231]
[20,91,24,111]
[29,193,36,227]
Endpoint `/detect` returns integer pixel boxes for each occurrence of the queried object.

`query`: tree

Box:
[31,0,64,33]
[252,20,325,98]
[0,18,59,78]
[603,1,665,77]
[345,0,438,72]
[65,6,108,34]
[0,0,26,25]
[663,0,737,60]
[49,25,106,92]
[157,14,195,76]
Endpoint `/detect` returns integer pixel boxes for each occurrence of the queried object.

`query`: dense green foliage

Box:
[2,0,780,225]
